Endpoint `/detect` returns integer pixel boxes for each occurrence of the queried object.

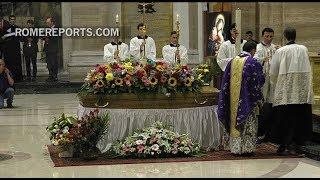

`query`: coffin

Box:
[78,86,220,109]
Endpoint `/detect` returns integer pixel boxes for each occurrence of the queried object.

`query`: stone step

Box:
[14,80,83,94]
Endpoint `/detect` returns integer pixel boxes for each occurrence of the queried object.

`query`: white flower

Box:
[151,152,155,155]
[184,147,191,154]
[140,133,149,140]
[62,128,69,134]
[150,128,157,134]
[53,140,59,146]
[54,125,59,128]
[135,140,144,145]
[85,73,92,81]
[52,129,57,133]
[151,144,159,151]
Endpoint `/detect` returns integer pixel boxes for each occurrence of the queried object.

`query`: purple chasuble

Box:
[217,51,265,133]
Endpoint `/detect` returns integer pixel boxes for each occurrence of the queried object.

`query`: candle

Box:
[176,14,179,22]
[116,14,119,23]
[235,8,241,55]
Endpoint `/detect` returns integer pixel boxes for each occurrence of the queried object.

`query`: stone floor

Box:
[0,93,320,178]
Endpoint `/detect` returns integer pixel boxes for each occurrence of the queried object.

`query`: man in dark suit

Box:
[23,19,38,81]
[2,15,23,82]
[245,31,258,44]
[0,12,10,59]
[43,17,59,82]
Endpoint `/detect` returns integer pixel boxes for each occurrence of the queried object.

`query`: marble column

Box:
[61,2,72,74]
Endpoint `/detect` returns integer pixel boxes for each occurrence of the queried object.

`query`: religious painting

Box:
[206,12,231,57]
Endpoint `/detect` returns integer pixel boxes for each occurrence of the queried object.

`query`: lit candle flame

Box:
[176,14,179,22]
[116,14,119,23]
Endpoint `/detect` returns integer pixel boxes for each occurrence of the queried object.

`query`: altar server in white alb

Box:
[217,23,247,71]
[129,23,156,61]
[162,31,188,65]
[253,27,281,142]
[103,37,129,63]
[269,27,313,156]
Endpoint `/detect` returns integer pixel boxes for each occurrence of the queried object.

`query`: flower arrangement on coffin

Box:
[78,59,205,96]
[46,109,110,159]
[193,63,212,85]
[110,121,203,158]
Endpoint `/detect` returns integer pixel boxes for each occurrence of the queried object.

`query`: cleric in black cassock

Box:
[269,27,313,156]
[0,12,11,59]
[2,15,23,82]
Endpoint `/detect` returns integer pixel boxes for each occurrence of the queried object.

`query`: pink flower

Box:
[160,76,167,84]
[174,138,180,145]
[141,76,150,86]
[149,135,158,144]
[141,76,148,82]
[122,145,131,153]
[125,81,132,87]
[93,109,99,118]
[137,145,145,153]
[172,147,178,154]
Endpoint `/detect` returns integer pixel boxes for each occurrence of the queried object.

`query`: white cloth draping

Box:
[77,105,222,153]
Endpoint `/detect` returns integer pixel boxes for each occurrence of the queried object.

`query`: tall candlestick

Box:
[235,8,241,55]
[175,14,181,64]
[115,14,120,55]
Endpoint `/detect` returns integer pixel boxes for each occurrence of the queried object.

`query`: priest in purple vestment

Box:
[217,41,265,156]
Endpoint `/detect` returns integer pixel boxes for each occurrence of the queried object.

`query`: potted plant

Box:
[46,113,77,157]
[72,109,110,160]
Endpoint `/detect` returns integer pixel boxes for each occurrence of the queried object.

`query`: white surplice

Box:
[254,42,277,103]
[129,36,156,61]
[269,43,314,106]
[103,42,129,63]
[162,44,188,65]
[216,40,247,71]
